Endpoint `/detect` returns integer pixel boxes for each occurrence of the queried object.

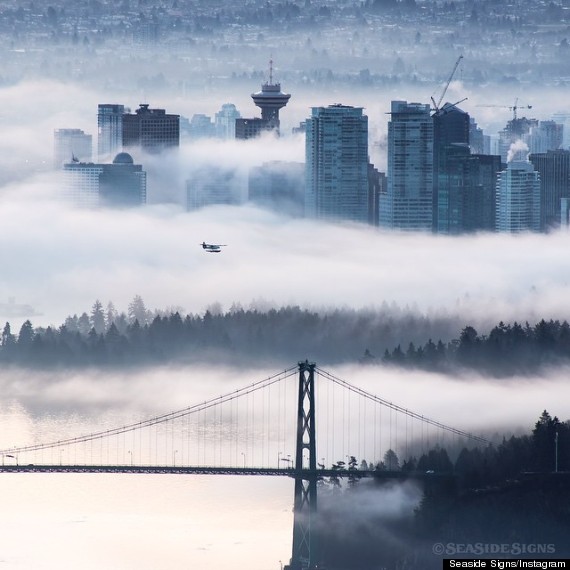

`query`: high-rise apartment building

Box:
[63,152,146,208]
[188,114,216,139]
[98,104,124,161]
[368,164,387,226]
[54,128,92,168]
[381,100,433,231]
[463,154,502,232]
[305,104,369,223]
[469,118,491,155]
[433,103,470,233]
[551,112,570,148]
[529,149,570,230]
[122,104,179,153]
[496,161,540,232]
[215,104,241,139]
[527,121,563,154]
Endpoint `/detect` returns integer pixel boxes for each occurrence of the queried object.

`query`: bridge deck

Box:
[0,464,450,478]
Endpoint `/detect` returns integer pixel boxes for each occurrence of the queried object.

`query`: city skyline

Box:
[54,83,570,235]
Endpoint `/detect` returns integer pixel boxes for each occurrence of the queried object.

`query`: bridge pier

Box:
[285,361,322,570]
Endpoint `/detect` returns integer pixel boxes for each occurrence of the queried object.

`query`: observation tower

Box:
[251,60,291,132]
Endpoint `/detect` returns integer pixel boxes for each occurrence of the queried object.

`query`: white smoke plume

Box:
[507,139,529,162]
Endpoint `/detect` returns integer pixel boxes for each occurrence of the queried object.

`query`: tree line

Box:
[4,298,570,373]
[325,410,570,491]
[0,297,464,368]
[319,410,570,569]
[377,319,570,375]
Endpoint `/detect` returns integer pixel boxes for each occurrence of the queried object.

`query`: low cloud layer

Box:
[0,79,569,333]
[1,186,569,331]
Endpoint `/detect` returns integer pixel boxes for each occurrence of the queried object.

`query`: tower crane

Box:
[476,97,532,121]
[431,54,464,115]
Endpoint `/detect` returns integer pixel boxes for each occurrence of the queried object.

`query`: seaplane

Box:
[200,242,227,253]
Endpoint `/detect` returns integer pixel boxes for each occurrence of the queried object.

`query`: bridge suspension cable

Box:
[316,367,490,445]
[0,365,298,455]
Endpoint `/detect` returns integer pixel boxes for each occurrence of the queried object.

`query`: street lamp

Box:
[128,450,133,466]
[241,452,246,468]
[278,451,282,469]
[173,450,178,467]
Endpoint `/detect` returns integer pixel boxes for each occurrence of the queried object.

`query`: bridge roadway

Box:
[0,464,449,480]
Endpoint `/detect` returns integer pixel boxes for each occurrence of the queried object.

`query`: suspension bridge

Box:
[0,361,488,570]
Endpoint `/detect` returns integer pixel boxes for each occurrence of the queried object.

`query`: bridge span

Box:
[0,361,485,570]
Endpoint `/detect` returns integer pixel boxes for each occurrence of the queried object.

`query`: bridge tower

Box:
[286,360,321,570]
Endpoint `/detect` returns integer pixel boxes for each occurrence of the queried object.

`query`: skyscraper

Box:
[305,104,369,223]
[551,112,570,148]
[496,161,540,232]
[463,154,502,232]
[99,153,147,207]
[215,103,241,139]
[381,101,433,231]
[63,153,146,208]
[54,128,92,168]
[122,104,179,153]
[529,149,570,230]
[433,103,470,233]
[98,104,124,161]
[527,121,563,154]
[187,114,216,139]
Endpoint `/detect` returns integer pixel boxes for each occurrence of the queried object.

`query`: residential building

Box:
[381,100,433,231]
[496,161,540,232]
[98,104,124,161]
[463,154,502,232]
[529,149,570,230]
[433,103,470,233]
[305,104,369,223]
[122,103,179,153]
[188,114,216,139]
[63,152,146,208]
[54,128,92,168]
[527,120,563,154]
[215,104,241,139]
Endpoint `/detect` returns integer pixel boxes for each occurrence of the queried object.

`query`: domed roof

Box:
[113,152,134,165]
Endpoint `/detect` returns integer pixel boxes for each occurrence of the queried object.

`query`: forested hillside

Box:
[0,296,464,368]
[380,319,570,375]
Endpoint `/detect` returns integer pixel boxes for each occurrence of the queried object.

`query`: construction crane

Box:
[431,54,464,114]
[476,97,533,121]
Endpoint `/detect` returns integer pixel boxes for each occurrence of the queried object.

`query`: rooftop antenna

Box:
[269,56,274,85]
